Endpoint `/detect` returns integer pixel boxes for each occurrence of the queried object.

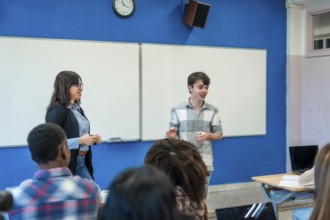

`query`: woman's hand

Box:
[92,134,102,144]
[79,134,102,146]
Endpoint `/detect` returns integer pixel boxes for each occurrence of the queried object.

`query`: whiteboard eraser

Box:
[107,137,122,142]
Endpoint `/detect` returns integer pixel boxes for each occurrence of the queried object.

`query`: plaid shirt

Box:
[7,167,101,220]
[169,100,223,170]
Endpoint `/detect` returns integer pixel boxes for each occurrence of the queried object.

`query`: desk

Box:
[252,174,314,219]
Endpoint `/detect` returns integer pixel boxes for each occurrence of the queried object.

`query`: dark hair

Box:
[48,71,81,107]
[187,71,210,87]
[145,139,209,206]
[27,123,66,164]
[102,165,190,220]
[310,143,330,220]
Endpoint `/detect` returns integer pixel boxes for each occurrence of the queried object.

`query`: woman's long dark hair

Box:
[48,71,81,108]
[145,138,209,207]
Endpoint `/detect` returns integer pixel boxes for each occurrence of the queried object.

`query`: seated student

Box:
[144,138,209,220]
[6,123,101,219]
[293,143,330,220]
[99,165,192,220]
[292,164,315,219]
[309,143,330,220]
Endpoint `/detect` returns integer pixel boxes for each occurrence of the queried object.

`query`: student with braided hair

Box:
[145,138,209,220]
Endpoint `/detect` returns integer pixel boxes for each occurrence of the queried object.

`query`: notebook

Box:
[215,202,276,220]
[289,145,318,175]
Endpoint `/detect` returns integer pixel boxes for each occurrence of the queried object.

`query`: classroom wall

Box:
[287,1,330,161]
[287,6,305,161]
[302,55,330,147]
[302,3,330,148]
[0,0,287,190]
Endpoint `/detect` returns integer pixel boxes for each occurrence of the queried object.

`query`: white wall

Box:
[287,6,306,147]
[287,0,330,168]
[302,56,330,147]
[287,5,306,171]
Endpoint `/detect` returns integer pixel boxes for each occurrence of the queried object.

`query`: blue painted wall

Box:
[0,0,287,190]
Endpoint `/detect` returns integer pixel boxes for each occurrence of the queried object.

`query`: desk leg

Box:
[271,203,279,220]
[259,183,295,220]
[260,184,279,219]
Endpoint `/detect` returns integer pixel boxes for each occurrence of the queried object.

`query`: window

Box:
[312,12,330,50]
[307,5,330,57]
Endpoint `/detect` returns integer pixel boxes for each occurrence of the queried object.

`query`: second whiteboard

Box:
[141,44,266,140]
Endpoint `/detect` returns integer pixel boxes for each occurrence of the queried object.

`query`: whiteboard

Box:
[0,37,139,146]
[141,44,266,140]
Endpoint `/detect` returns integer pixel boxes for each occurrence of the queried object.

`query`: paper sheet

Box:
[279,175,301,188]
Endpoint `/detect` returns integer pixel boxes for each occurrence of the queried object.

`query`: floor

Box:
[206,183,313,220]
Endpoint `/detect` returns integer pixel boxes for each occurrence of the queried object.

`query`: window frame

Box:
[306,3,330,57]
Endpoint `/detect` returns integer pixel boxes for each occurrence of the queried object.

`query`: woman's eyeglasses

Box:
[73,83,84,89]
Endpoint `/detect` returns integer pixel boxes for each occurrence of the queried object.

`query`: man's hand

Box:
[165,128,177,139]
[195,131,207,143]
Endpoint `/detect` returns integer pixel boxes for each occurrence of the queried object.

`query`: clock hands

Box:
[121,0,131,9]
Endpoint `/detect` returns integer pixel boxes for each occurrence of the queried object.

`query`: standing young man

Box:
[166,71,223,194]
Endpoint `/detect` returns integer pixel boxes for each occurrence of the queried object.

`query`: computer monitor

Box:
[215,202,276,220]
[289,145,318,174]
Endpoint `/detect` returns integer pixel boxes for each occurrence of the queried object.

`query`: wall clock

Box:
[113,0,135,18]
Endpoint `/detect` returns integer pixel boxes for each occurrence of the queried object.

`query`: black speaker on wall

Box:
[184,0,210,28]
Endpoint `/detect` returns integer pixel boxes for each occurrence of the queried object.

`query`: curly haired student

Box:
[145,138,210,220]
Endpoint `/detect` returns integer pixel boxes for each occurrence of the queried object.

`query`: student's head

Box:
[187,72,210,99]
[49,70,83,106]
[102,165,188,220]
[145,138,209,204]
[187,71,210,88]
[310,143,330,220]
[27,123,70,167]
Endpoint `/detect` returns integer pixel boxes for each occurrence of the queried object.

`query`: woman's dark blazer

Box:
[45,102,94,179]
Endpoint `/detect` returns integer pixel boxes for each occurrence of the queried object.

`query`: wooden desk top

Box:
[252,173,309,192]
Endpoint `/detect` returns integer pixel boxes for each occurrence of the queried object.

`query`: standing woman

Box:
[46,71,101,180]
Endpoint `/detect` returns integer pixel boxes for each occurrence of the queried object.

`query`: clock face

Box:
[113,0,135,17]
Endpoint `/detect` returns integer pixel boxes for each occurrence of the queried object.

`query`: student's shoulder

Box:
[47,102,65,111]
[172,101,189,110]
[6,178,35,197]
[204,102,219,111]
[46,102,67,115]
[73,176,101,193]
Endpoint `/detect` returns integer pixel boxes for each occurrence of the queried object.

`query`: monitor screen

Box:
[289,145,318,171]
[216,202,276,220]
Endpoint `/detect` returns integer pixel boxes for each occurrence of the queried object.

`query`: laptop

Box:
[289,145,318,175]
[215,202,276,220]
